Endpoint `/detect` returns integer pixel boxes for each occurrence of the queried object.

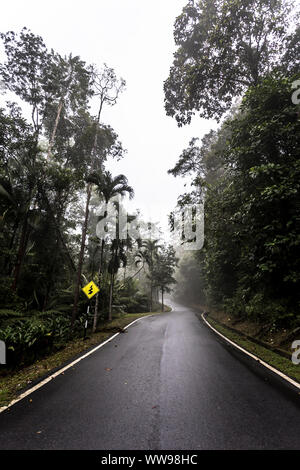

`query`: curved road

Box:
[0,301,300,449]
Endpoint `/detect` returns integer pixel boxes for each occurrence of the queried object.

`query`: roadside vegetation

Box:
[1,0,299,386]
[204,315,300,385]
[0,29,177,373]
[0,308,172,408]
[166,0,300,338]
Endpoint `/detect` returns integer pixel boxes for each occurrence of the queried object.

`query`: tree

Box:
[107,237,132,322]
[172,73,300,325]
[42,52,93,157]
[151,246,178,311]
[221,75,300,311]
[0,28,51,135]
[138,239,162,311]
[0,104,37,288]
[0,28,135,366]
[168,120,231,188]
[0,29,53,290]
[164,0,296,124]
[72,64,126,325]
[281,25,300,75]
[0,29,93,295]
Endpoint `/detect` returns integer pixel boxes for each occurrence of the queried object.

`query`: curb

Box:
[201,313,300,392]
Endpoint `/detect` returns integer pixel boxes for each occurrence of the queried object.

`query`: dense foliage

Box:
[0,29,175,368]
[168,1,300,329]
[164,0,298,124]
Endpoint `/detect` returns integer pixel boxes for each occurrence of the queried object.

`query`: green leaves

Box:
[173,70,300,326]
[0,312,77,367]
[150,245,178,292]
[164,0,297,123]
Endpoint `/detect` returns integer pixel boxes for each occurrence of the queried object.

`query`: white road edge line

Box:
[0,315,152,414]
[202,313,300,391]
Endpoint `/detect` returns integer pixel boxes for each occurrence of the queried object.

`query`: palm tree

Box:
[71,65,125,326]
[86,170,134,329]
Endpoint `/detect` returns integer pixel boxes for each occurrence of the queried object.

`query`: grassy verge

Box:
[205,316,300,386]
[0,310,166,408]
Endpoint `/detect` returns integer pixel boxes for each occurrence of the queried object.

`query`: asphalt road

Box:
[0,301,300,450]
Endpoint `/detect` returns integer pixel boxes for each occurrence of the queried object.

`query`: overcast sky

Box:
[0,0,218,238]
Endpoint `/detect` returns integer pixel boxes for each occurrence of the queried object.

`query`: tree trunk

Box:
[41,189,77,274]
[150,279,153,312]
[161,288,164,312]
[11,215,30,291]
[47,99,64,157]
[72,109,102,325]
[71,183,92,326]
[108,272,114,321]
[92,239,105,333]
[70,72,124,327]
[4,217,20,274]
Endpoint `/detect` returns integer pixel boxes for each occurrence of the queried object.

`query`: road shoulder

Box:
[0,312,161,410]
[201,312,300,394]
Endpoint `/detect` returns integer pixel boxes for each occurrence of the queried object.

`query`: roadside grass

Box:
[206,316,300,385]
[0,309,169,408]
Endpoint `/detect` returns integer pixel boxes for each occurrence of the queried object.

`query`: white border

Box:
[202,313,300,391]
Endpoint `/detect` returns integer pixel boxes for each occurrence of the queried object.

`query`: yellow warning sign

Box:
[82,281,99,299]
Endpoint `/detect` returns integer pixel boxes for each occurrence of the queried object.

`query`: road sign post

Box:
[82,281,99,300]
[83,305,90,340]
[82,282,100,339]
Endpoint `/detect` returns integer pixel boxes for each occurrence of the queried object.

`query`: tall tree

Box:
[172,73,300,325]
[0,28,51,135]
[139,239,162,311]
[151,245,178,311]
[72,65,126,325]
[86,170,134,329]
[43,52,92,157]
[0,29,52,289]
[164,0,296,124]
